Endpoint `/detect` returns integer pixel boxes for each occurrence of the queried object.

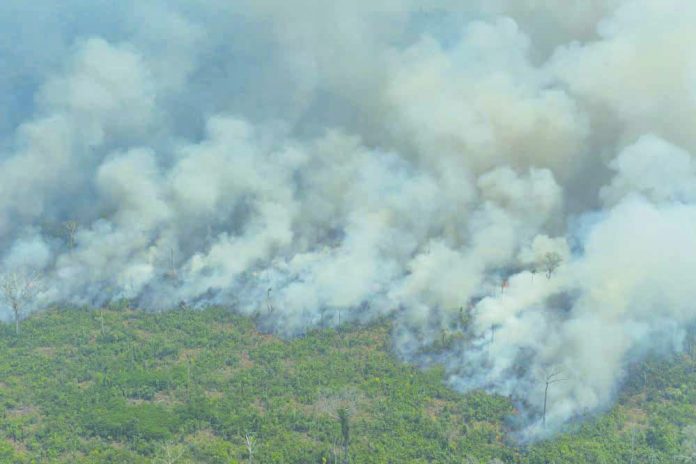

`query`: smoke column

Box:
[2,0,696,438]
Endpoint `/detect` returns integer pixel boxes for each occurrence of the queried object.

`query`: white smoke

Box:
[1,0,695,439]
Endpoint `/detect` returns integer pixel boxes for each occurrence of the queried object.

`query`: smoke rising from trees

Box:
[1,0,695,438]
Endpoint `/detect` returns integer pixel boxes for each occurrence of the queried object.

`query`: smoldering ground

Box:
[2,0,696,439]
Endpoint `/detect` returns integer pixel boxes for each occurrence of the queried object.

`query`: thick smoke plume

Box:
[2,0,695,438]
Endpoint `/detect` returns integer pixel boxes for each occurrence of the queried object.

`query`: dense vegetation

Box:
[0,305,694,463]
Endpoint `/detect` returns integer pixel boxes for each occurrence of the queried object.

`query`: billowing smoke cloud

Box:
[2,0,695,439]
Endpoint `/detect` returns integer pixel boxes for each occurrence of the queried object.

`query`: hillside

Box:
[0,305,693,463]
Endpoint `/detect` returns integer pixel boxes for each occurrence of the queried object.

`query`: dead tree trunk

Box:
[245,433,255,464]
[14,304,20,336]
[542,370,566,427]
[338,407,350,464]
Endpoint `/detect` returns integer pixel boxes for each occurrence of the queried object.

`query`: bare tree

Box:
[245,433,256,464]
[165,248,178,280]
[315,389,361,464]
[488,324,499,361]
[337,407,350,464]
[542,252,562,279]
[266,287,274,314]
[678,425,696,463]
[330,437,342,464]
[154,441,188,464]
[647,450,660,464]
[0,272,41,335]
[542,370,567,427]
[500,278,509,294]
[628,426,638,464]
[63,220,79,249]
[315,388,361,418]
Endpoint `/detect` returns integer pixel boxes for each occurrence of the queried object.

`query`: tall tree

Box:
[63,220,79,249]
[337,407,350,464]
[542,252,562,279]
[266,287,274,314]
[542,370,566,427]
[245,433,256,464]
[154,441,188,464]
[0,271,41,335]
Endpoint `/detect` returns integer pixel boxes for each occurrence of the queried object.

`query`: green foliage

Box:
[0,306,693,462]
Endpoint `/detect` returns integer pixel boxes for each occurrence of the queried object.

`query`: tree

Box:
[245,433,256,464]
[63,220,79,249]
[488,324,499,361]
[542,370,566,427]
[266,287,274,314]
[677,425,696,463]
[542,252,562,279]
[628,426,638,464]
[337,407,350,464]
[316,389,360,414]
[0,272,41,335]
[500,278,509,294]
[316,389,360,464]
[154,441,188,464]
[99,309,105,336]
[329,437,342,464]
[63,220,80,250]
[165,248,178,280]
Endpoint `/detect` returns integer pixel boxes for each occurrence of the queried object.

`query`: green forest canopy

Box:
[0,304,693,463]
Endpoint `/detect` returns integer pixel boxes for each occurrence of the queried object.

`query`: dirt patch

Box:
[424,398,448,421]
[77,380,93,390]
[178,348,202,362]
[34,346,56,358]
[307,388,370,420]
[204,390,224,400]
[7,437,28,454]
[622,405,649,431]
[239,351,254,369]
[126,398,147,406]
[7,405,38,418]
